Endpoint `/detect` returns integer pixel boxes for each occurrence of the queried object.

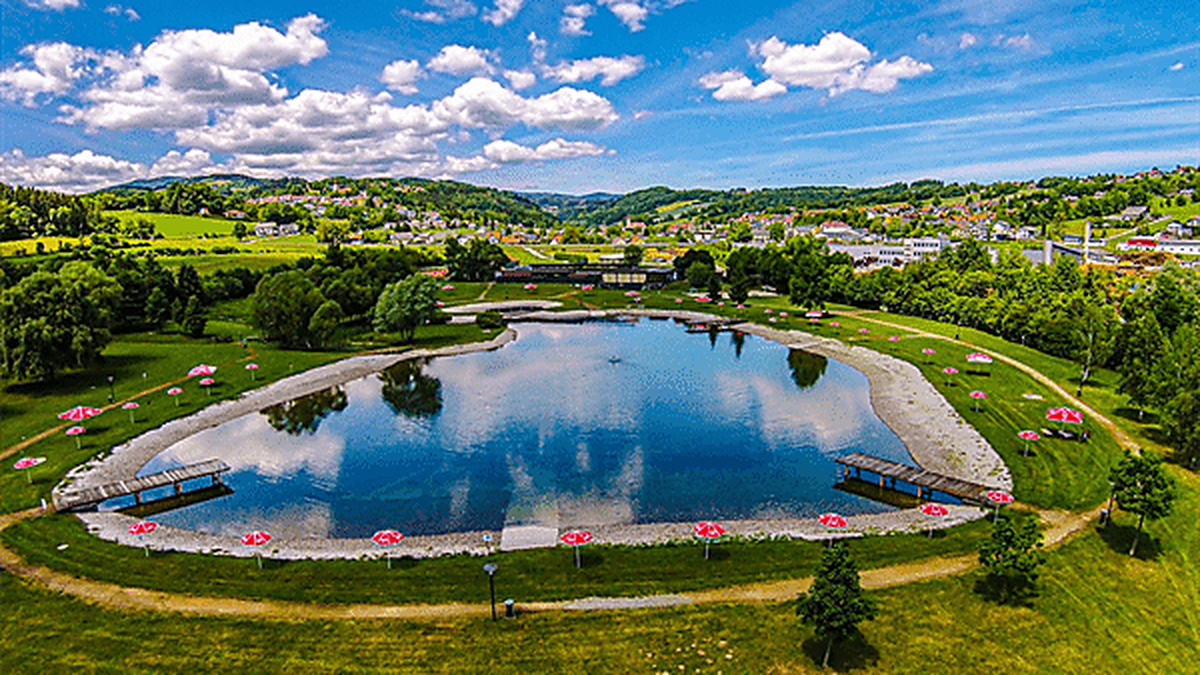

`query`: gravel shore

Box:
[64,309,1007,559]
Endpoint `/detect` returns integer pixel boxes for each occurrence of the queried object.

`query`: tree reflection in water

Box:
[731,330,745,359]
[788,349,828,390]
[379,358,443,419]
[262,386,349,435]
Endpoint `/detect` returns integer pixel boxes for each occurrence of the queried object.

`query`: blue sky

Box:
[0,0,1197,193]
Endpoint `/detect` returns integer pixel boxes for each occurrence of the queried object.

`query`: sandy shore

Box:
[62,308,1007,559]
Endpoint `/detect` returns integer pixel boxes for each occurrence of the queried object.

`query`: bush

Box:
[476,310,505,330]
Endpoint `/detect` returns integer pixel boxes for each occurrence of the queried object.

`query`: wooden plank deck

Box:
[55,458,232,512]
[834,452,994,504]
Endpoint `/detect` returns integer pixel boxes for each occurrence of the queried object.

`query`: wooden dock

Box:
[834,452,994,504]
[55,458,232,512]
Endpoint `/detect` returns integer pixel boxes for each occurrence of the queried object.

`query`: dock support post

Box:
[134,492,142,505]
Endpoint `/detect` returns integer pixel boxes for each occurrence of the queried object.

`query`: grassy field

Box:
[1,471,1194,674]
[106,210,239,238]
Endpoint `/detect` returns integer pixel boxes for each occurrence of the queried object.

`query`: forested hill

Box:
[563,180,973,227]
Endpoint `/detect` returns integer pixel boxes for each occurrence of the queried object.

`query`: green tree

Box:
[181,295,207,338]
[1162,391,1200,469]
[0,262,122,380]
[1118,312,1167,420]
[175,264,205,304]
[622,244,644,266]
[445,238,507,282]
[144,286,170,329]
[1109,450,1176,556]
[796,542,877,669]
[308,299,344,348]
[1071,299,1117,396]
[685,261,714,290]
[785,235,832,311]
[232,222,248,240]
[373,274,440,342]
[251,271,327,348]
[977,515,1045,604]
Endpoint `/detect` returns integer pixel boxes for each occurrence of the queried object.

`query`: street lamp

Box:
[483,563,498,621]
[107,375,115,403]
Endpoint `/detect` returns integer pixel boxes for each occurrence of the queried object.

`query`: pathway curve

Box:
[845,311,1138,452]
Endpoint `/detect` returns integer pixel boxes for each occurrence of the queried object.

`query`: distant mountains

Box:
[103,174,279,192]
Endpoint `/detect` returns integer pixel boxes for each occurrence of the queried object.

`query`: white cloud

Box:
[483,138,609,163]
[0,42,94,105]
[23,0,80,10]
[561,4,595,36]
[699,70,786,101]
[528,31,548,65]
[428,44,495,75]
[1169,62,1185,72]
[545,55,645,86]
[57,14,329,130]
[504,69,537,90]
[599,0,648,32]
[150,148,217,176]
[381,59,424,94]
[482,0,524,26]
[0,148,144,193]
[432,77,618,130]
[998,33,1036,50]
[104,4,140,21]
[959,33,978,48]
[400,0,478,24]
[754,33,932,96]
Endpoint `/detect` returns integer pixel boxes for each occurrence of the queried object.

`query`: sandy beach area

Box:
[63,308,1007,559]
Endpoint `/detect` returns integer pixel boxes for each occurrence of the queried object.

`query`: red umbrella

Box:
[58,406,103,421]
[245,363,259,380]
[943,366,958,386]
[1060,408,1084,425]
[65,425,86,448]
[1018,430,1040,456]
[188,364,217,377]
[969,390,987,412]
[922,348,936,355]
[122,401,140,423]
[372,529,405,569]
[168,387,184,406]
[129,520,158,557]
[818,513,847,546]
[200,378,216,395]
[242,530,272,568]
[805,310,823,318]
[560,530,593,569]
[919,503,949,537]
[966,352,993,364]
[985,490,1014,520]
[14,456,45,484]
[693,521,726,560]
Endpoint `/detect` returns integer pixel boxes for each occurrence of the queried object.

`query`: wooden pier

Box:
[834,452,994,504]
[55,458,232,512]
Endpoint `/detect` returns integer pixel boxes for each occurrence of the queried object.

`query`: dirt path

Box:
[847,311,1139,452]
[1,350,259,462]
[0,502,1100,620]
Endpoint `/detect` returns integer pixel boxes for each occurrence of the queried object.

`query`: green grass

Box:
[1,470,1193,674]
[106,210,240,238]
[1,510,999,606]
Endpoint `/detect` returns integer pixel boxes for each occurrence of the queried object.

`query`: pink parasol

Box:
[372,529,405,568]
[560,530,594,568]
[923,348,936,355]
[985,490,1014,520]
[66,425,86,448]
[58,406,103,422]
[805,310,823,318]
[764,308,772,313]
[943,366,958,386]
[830,321,839,327]
[188,364,217,377]
[780,312,787,317]
[966,352,993,365]
[436,301,444,307]
[969,390,986,411]
[1018,430,1040,456]
[129,520,157,556]
[736,304,745,309]
[858,328,869,334]
[810,317,820,323]
[524,283,537,290]
[888,336,900,341]
[675,298,684,303]
[1060,408,1084,424]
[200,377,216,395]
[242,530,272,568]
[693,521,726,560]
[441,284,455,291]
[122,401,140,423]
[818,512,847,530]
[128,520,158,536]
[919,503,949,538]
[696,296,711,303]
[14,456,45,483]
[624,291,639,297]
[245,363,259,380]
[167,387,183,406]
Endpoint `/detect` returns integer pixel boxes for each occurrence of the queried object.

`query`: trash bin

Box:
[504,599,515,618]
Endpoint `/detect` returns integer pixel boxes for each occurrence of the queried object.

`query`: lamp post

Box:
[483,563,498,621]
[107,375,115,403]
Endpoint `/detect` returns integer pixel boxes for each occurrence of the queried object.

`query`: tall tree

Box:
[308,299,344,349]
[977,515,1045,604]
[444,238,507,282]
[1071,298,1117,396]
[251,271,326,349]
[1109,450,1176,556]
[373,274,440,342]
[1117,312,1167,420]
[796,542,877,669]
[0,262,121,380]
[181,295,207,338]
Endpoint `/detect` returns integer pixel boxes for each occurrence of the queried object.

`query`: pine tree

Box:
[796,542,876,669]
